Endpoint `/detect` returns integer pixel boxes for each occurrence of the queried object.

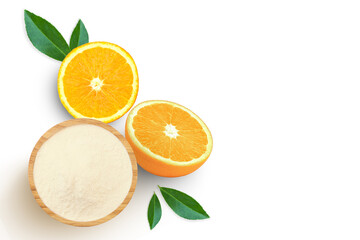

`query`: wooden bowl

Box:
[28,119,137,227]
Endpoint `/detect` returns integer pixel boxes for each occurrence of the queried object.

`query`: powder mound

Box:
[33,124,133,222]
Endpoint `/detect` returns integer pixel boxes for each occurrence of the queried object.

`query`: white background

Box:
[1,0,360,239]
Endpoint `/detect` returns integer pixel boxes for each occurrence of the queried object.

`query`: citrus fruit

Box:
[125,100,213,177]
[58,42,138,123]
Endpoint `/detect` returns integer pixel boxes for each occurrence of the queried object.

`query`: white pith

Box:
[127,100,213,166]
[164,124,179,139]
[90,78,104,91]
[58,42,139,123]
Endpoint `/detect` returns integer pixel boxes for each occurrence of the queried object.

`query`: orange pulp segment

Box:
[125,100,213,177]
[58,42,138,123]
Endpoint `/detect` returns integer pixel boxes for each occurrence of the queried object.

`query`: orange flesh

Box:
[62,47,134,118]
[132,103,208,162]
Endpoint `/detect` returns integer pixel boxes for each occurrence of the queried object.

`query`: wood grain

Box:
[28,118,138,227]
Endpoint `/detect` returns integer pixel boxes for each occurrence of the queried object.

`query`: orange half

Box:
[58,42,138,123]
[125,100,213,177]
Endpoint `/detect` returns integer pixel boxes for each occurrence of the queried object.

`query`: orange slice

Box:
[58,42,138,123]
[125,100,213,177]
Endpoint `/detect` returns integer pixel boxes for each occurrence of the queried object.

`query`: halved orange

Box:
[125,100,213,177]
[58,42,138,123]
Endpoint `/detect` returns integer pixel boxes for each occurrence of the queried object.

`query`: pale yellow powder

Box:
[33,124,133,222]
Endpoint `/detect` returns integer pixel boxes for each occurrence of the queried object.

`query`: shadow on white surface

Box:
[1,166,96,239]
[49,70,73,120]
[0,160,196,240]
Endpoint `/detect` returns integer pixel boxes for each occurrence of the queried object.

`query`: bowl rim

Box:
[28,118,138,227]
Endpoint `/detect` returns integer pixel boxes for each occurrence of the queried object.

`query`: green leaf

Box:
[69,19,89,50]
[148,193,162,230]
[158,186,209,220]
[24,10,70,61]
